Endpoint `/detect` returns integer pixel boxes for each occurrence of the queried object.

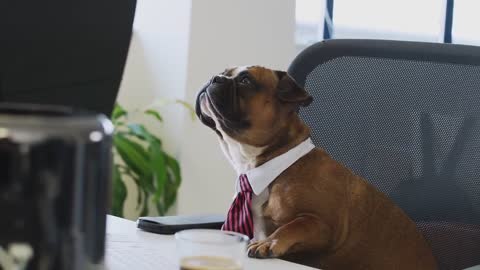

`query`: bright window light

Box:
[452,0,480,45]
[295,0,326,51]
[333,0,446,42]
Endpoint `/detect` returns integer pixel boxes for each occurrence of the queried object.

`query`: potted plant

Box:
[110,101,193,217]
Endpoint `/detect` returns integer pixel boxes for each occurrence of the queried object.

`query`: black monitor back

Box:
[0,0,137,116]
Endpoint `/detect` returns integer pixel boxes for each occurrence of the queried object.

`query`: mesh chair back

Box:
[288,39,480,270]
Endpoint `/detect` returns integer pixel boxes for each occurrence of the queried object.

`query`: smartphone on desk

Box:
[137,214,225,234]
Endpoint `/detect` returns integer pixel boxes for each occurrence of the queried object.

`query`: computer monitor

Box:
[0,2,136,268]
[0,0,137,117]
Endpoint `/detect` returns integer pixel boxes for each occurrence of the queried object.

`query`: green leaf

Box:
[156,201,166,216]
[166,195,176,211]
[145,99,195,121]
[126,123,149,141]
[165,153,182,187]
[175,99,196,120]
[113,134,150,178]
[163,154,182,212]
[164,180,177,211]
[112,165,127,217]
[112,103,185,217]
[127,123,162,146]
[148,98,170,108]
[139,171,155,194]
[141,191,149,216]
[136,184,143,210]
[122,171,143,210]
[150,134,163,146]
[149,141,167,202]
[145,109,163,123]
[112,104,127,121]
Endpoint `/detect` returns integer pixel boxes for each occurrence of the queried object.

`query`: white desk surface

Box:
[105,215,316,270]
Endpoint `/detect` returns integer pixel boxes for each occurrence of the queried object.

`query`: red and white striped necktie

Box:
[222,174,254,239]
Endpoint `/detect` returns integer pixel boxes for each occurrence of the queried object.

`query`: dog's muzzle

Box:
[195,76,250,135]
[195,83,216,131]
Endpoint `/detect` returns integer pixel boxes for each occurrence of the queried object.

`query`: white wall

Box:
[117,0,296,219]
[178,0,296,215]
[116,0,192,219]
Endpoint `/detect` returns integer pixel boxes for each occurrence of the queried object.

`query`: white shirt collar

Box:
[237,138,315,195]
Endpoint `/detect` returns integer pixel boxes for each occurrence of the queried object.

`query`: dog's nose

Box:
[212,75,227,84]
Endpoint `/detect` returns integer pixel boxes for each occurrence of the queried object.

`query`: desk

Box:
[105,215,315,270]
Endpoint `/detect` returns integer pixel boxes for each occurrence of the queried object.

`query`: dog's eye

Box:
[240,77,251,84]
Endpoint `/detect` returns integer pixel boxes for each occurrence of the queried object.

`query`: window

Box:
[334,0,445,42]
[452,0,480,45]
[295,0,325,53]
[295,0,480,52]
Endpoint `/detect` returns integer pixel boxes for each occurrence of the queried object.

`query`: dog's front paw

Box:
[247,238,288,259]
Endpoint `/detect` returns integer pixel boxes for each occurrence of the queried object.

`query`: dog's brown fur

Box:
[196,66,437,269]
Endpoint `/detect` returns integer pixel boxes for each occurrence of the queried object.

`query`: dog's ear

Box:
[275,71,313,107]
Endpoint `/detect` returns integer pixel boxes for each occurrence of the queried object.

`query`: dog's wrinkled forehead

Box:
[222,66,279,89]
[222,66,248,77]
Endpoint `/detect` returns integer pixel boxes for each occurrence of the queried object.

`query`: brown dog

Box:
[195,66,437,270]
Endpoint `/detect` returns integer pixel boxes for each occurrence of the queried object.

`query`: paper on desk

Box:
[104,233,317,270]
[106,234,140,245]
[105,233,179,270]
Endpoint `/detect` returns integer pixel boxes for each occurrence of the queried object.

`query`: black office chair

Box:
[289,39,480,270]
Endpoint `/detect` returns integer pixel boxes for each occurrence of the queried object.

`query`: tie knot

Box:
[239,174,253,193]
